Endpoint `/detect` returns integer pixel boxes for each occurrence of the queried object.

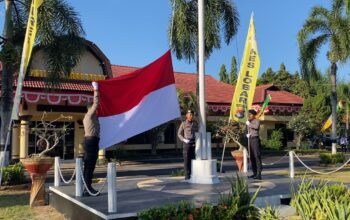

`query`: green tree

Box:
[289,82,331,149]
[177,89,198,114]
[290,72,310,98]
[147,123,169,155]
[274,63,294,91]
[298,0,350,153]
[257,67,275,85]
[168,0,239,102]
[219,64,229,83]
[229,56,237,85]
[0,0,85,154]
[169,0,239,61]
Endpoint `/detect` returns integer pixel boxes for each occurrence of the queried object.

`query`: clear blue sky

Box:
[1,1,350,81]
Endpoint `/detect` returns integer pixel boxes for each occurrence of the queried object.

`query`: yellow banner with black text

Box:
[11,0,43,120]
[229,15,260,122]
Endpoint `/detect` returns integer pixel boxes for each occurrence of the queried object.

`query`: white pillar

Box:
[75,158,83,197]
[54,157,61,187]
[206,132,211,160]
[289,151,294,179]
[11,122,20,160]
[331,143,337,154]
[195,132,202,160]
[243,147,248,173]
[98,149,106,160]
[19,119,29,160]
[108,163,117,213]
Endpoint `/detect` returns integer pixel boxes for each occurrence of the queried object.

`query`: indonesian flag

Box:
[97,51,181,149]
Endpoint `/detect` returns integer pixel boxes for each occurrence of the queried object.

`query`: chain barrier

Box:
[57,161,76,184]
[79,165,108,196]
[293,151,350,175]
[262,152,289,166]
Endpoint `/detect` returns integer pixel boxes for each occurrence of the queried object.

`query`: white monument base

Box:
[189,159,219,184]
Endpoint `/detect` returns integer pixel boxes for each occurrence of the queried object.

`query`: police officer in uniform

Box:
[177,110,198,180]
[83,81,100,196]
[246,109,262,180]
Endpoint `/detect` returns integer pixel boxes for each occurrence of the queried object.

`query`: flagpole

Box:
[189,0,219,184]
[198,0,207,159]
[346,99,349,150]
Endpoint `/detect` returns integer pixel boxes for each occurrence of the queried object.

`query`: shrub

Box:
[259,206,279,220]
[291,178,350,220]
[138,202,192,220]
[110,146,126,165]
[2,162,26,186]
[294,149,328,155]
[138,175,261,220]
[261,130,283,150]
[171,169,184,177]
[319,153,345,165]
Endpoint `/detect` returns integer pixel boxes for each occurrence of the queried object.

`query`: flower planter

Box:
[22,157,54,207]
[231,150,244,172]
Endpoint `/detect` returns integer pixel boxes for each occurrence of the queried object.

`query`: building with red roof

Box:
[1,45,303,161]
[112,64,303,148]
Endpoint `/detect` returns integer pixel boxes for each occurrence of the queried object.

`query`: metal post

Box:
[198,0,206,156]
[219,139,228,173]
[54,157,60,187]
[289,151,294,179]
[108,163,117,213]
[75,158,83,197]
[206,132,211,160]
[243,147,248,173]
[195,132,202,160]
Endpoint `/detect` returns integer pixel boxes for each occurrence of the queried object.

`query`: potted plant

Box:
[21,112,72,207]
[215,120,246,172]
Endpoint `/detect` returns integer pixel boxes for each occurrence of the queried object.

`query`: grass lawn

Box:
[0,190,66,220]
[266,167,350,183]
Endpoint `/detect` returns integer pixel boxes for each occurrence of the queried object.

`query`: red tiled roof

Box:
[14,80,93,92]
[111,65,138,76]
[174,72,235,103]
[267,90,304,104]
[1,64,303,105]
[111,65,303,105]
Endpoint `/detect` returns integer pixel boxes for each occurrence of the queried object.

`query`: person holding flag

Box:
[224,13,261,178]
[82,81,100,196]
[246,109,262,180]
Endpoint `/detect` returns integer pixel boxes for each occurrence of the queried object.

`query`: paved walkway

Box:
[50,170,300,219]
[48,154,349,219]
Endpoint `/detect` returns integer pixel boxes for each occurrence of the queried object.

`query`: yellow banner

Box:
[321,100,343,132]
[22,0,43,71]
[11,0,43,120]
[229,15,260,122]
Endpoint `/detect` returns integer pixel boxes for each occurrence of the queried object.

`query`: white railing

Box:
[291,151,350,175]
[54,157,117,213]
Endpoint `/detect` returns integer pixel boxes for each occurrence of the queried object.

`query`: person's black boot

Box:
[89,187,100,196]
[83,189,90,197]
[254,174,262,180]
[248,174,256,178]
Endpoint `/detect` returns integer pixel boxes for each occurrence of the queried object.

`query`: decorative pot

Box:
[231,150,244,172]
[22,157,54,207]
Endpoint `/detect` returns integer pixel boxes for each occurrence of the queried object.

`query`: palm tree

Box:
[0,0,85,154]
[177,89,198,114]
[298,0,350,153]
[168,0,239,100]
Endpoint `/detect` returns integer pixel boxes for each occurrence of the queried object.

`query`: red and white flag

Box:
[97,51,181,149]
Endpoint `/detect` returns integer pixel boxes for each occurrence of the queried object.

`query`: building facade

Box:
[1,43,304,160]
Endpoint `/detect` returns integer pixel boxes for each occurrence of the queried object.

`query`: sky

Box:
[1,0,350,82]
